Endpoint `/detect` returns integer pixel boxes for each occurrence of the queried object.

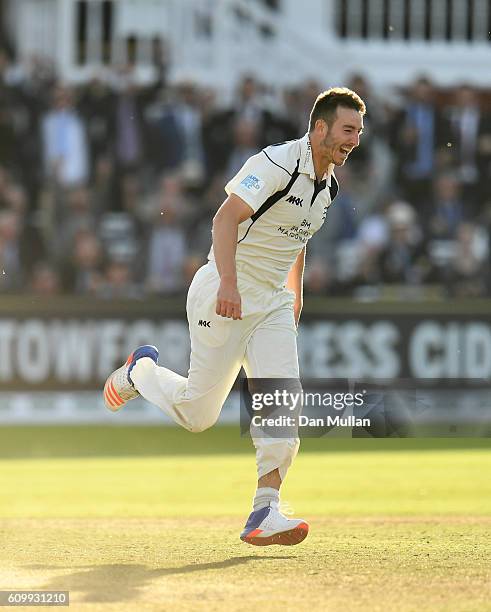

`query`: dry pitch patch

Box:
[1,517,490,612]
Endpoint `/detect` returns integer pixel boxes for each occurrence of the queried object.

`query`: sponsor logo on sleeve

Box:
[240,174,265,193]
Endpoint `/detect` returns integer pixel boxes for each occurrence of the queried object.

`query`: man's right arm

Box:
[212,194,254,320]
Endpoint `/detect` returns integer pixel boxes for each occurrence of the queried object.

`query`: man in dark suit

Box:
[390,77,448,211]
[444,85,491,213]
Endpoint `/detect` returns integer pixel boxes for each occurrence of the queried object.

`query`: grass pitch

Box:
[0,427,490,611]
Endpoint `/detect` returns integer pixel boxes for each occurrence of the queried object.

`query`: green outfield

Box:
[0,427,490,611]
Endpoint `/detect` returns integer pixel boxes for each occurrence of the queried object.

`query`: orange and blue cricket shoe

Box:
[240,504,309,546]
[103,345,159,412]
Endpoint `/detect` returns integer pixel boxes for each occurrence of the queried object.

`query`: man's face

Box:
[320,107,363,166]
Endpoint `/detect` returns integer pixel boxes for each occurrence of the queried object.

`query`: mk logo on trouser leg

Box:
[198,320,211,327]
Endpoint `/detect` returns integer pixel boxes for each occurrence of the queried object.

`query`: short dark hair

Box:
[308,87,366,132]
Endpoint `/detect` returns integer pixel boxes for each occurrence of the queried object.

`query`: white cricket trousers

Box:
[130,261,300,480]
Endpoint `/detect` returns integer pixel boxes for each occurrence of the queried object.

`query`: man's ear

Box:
[316,118,328,135]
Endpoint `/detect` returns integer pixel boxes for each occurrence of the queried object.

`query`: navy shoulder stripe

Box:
[270,138,296,147]
[238,159,301,245]
[262,150,292,177]
[329,174,339,201]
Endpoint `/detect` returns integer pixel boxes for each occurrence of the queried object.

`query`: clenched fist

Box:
[216,278,242,320]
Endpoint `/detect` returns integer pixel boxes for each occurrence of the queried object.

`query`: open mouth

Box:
[340,147,351,157]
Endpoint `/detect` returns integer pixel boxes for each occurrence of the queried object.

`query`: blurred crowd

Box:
[1,48,491,300]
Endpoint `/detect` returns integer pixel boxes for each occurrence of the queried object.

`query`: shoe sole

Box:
[103,346,158,412]
[103,366,128,412]
[103,351,136,411]
[241,522,309,546]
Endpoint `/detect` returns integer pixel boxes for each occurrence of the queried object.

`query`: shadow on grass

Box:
[1,426,490,459]
[28,555,293,603]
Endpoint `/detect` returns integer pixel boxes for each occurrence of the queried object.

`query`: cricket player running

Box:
[104,88,365,546]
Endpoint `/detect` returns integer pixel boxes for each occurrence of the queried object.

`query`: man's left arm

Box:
[286,246,306,327]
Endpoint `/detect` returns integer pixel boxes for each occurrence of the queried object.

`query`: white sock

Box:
[253,487,279,511]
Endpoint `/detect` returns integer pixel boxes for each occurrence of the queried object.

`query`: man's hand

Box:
[216,278,242,320]
[212,194,253,322]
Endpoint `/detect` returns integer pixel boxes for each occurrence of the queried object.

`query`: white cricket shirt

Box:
[208,134,339,288]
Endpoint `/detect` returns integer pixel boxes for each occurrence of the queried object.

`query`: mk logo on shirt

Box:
[198,320,211,328]
[286,195,303,207]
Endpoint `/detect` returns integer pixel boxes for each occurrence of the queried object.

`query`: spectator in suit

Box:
[378,201,427,285]
[79,77,114,178]
[446,222,488,297]
[97,258,141,300]
[173,82,206,188]
[61,228,105,294]
[145,175,190,295]
[41,86,89,188]
[146,204,187,295]
[0,207,45,292]
[445,85,491,212]
[226,118,260,179]
[427,173,465,240]
[29,262,61,295]
[390,77,447,210]
[110,66,159,212]
[150,89,186,175]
